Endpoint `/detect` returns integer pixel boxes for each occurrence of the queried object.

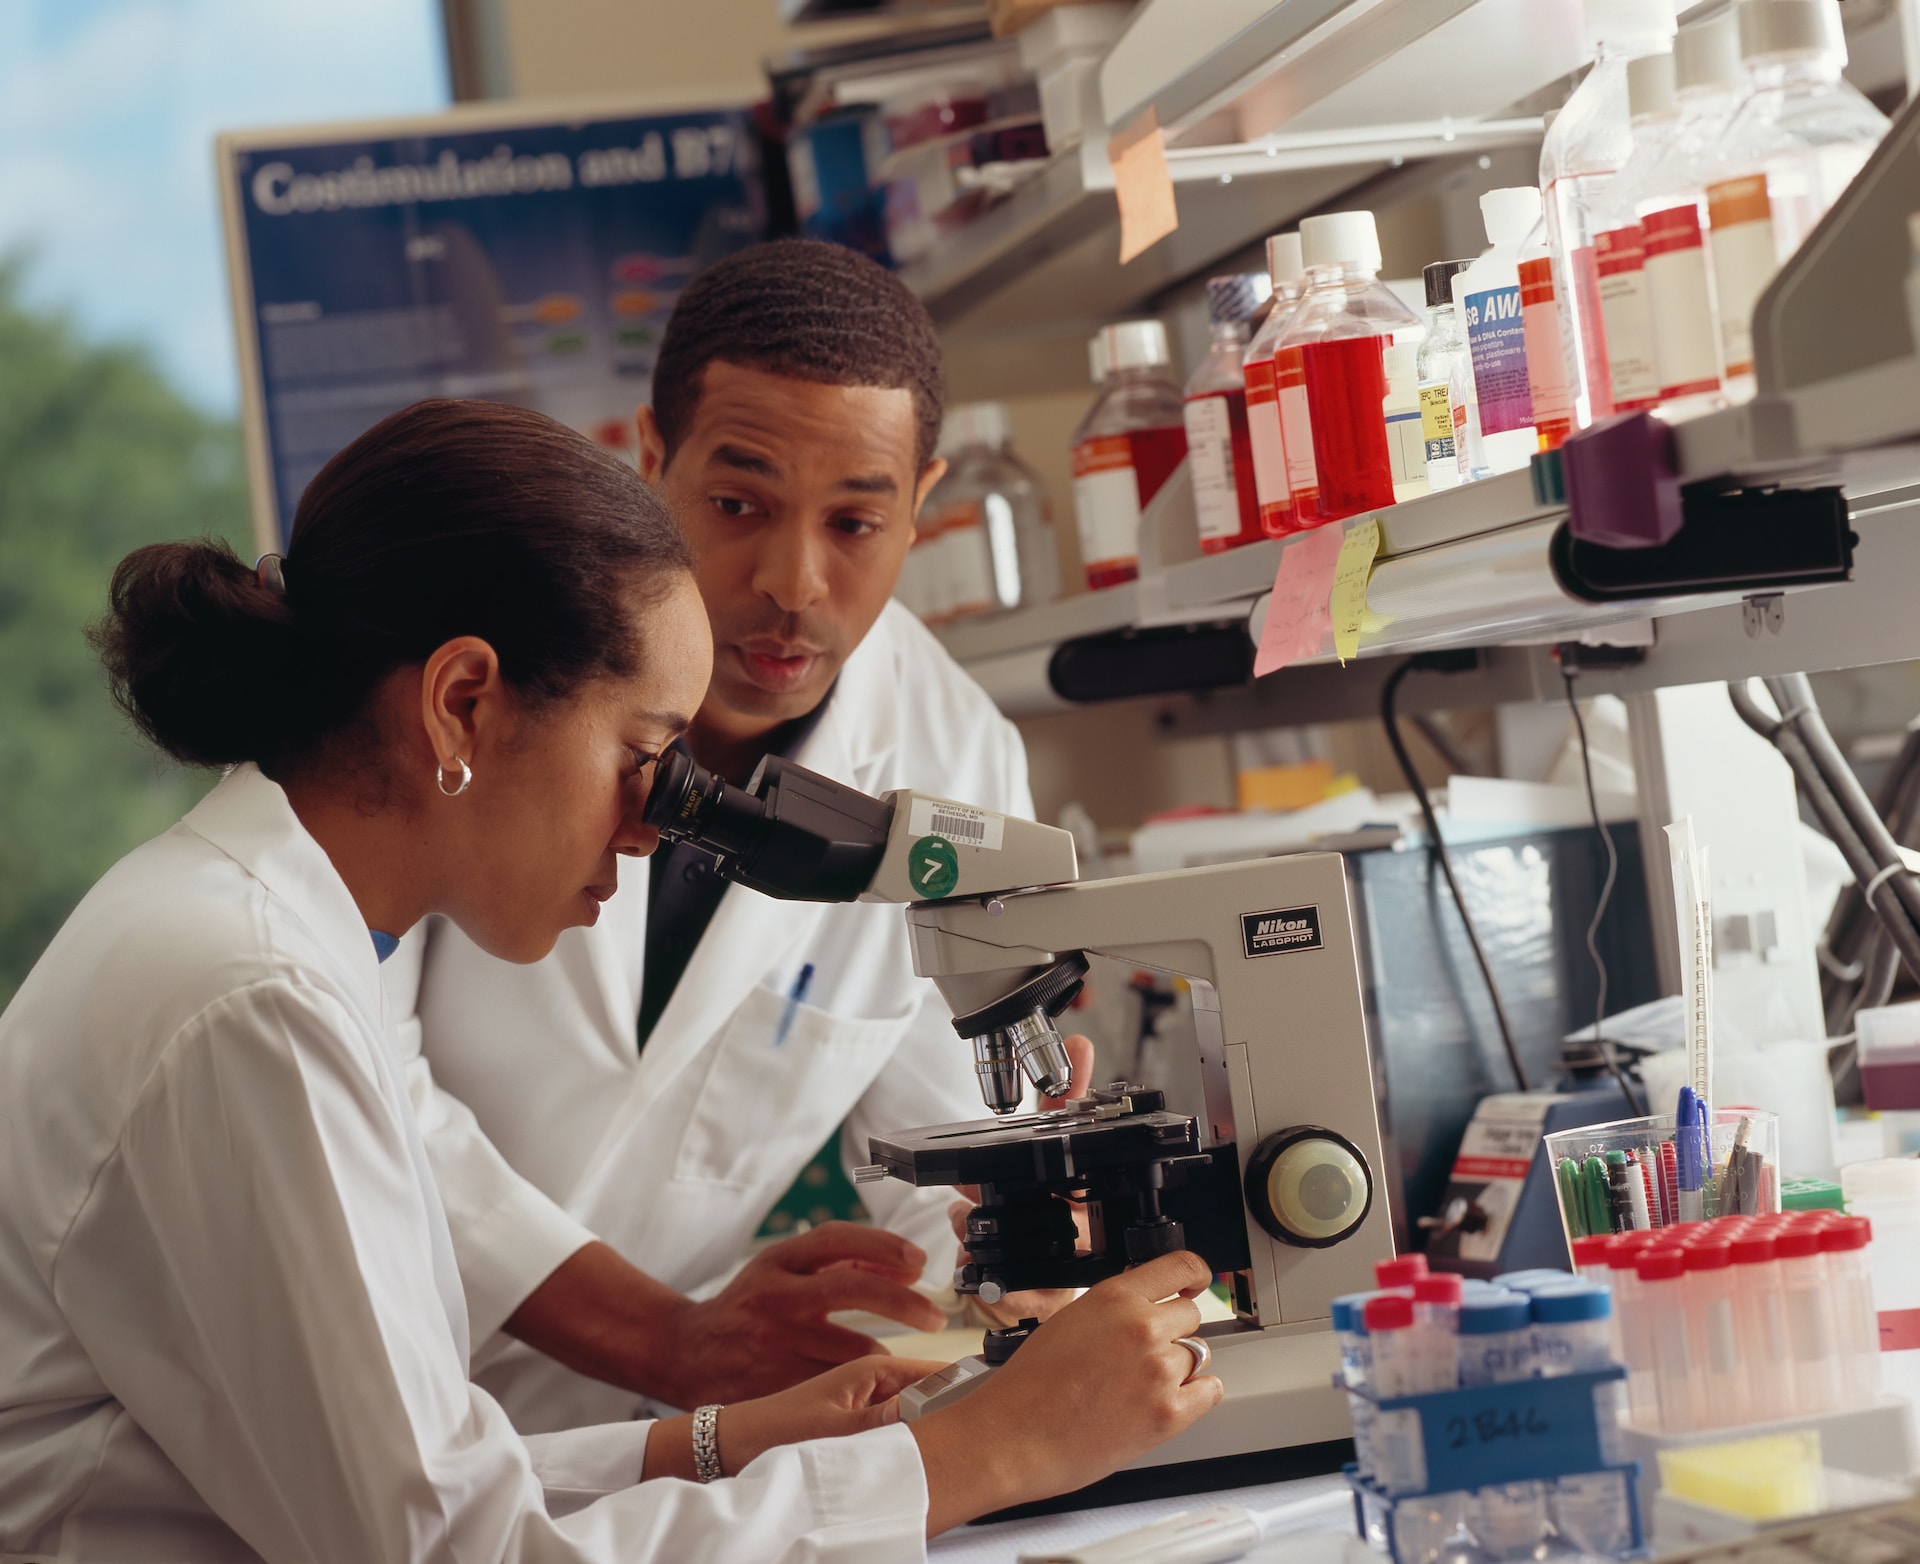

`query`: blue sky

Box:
[0,0,448,414]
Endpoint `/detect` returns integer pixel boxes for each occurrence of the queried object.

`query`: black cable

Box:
[1380,658,1530,1092]
[1561,662,1644,1117]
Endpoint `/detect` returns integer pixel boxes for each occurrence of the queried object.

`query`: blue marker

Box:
[1676,1085,1705,1222]
[774,962,814,1047]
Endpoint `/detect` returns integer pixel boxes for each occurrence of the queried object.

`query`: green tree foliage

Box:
[0,260,251,1006]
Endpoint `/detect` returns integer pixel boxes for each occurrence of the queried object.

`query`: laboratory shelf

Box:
[1100,0,1586,152]
[899,122,1536,330]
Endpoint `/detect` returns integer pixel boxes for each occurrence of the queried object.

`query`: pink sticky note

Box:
[1253,526,1344,678]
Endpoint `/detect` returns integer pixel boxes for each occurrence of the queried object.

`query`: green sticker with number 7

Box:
[909,835,960,899]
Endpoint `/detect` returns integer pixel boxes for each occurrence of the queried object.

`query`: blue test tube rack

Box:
[1337,1367,1645,1561]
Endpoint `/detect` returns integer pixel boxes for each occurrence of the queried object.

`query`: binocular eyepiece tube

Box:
[639,749,894,904]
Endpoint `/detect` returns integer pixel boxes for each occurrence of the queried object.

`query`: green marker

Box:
[1583,1155,1612,1236]
[1558,1158,1587,1238]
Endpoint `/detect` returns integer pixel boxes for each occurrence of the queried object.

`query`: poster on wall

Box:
[219,100,767,548]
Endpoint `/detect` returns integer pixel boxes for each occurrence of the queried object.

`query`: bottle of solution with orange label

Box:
[1590,52,1683,414]
[1240,233,1308,536]
[1540,0,1678,430]
[1069,320,1188,590]
[1183,272,1273,554]
[1632,13,1746,416]
[1276,210,1422,528]
[1704,0,1888,403]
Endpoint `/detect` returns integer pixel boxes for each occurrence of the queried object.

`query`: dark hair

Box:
[652,238,945,470]
[93,399,693,774]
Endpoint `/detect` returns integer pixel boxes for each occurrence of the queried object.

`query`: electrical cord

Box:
[1380,657,1529,1092]
[1560,660,1644,1116]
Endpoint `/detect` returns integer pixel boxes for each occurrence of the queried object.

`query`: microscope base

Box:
[900,1321,1355,1514]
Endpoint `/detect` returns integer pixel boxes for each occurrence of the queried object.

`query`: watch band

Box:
[691,1404,724,1484]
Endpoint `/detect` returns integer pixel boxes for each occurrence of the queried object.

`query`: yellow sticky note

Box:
[1107,108,1177,265]
[1329,517,1381,665]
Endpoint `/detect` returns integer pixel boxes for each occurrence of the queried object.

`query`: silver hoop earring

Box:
[436,757,472,797]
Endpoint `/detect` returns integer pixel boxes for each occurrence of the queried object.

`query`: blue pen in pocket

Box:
[774,962,814,1047]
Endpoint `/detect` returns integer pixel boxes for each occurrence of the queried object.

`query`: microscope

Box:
[643,751,1393,1486]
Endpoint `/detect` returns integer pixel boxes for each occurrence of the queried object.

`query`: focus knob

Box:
[1244,1127,1373,1248]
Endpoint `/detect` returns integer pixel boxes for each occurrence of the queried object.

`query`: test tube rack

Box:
[1340,1368,1645,1562]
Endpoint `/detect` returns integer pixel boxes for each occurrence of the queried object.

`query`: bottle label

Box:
[1595,224,1658,410]
[928,499,994,618]
[1275,348,1319,497]
[1382,338,1426,501]
[1417,381,1456,467]
[1071,435,1142,572]
[1642,201,1722,399]
[1243,356,1292,525]
[1707,173,1777,381]
[1182,394,1241,542]
[1463,284,1533,436]
[1518,255,1573,432]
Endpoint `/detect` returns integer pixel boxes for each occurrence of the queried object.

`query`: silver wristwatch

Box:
[691,1404,724,1483]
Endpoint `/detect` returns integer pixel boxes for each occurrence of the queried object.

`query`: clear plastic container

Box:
[1453,187,1545,472]
[1820,1215,1881,1408]
[1553,1470,1636,1559]
[1277,210,1422,527]
[1413,1272,1464,1394]
[1728,1226,1798,1421]
[1069,319,1187,590]
[1540,0,1678,429]
[1474,1483,1551,1563]
[1635,13,1746,412]
[1531,1282,1615,1376]
[1543,1107,1781,1247]
[1241,233,1308,535]
[1774,1225,1842,1414]
[1607,1233,1661,1423]
[1364,1294,1431,1492]
[1184,272,1272,554]
[1680,1235,1749,1429]
[1704,0,1889,401]
[927,402,1059,620]
[1842,1158,1920,1408]
[1416,258,1474,491]
[1590,52,1682,413]
[1458,1294,1534,1386]
[1332,1291,1379,1479]
[1636,1247,1700,1432]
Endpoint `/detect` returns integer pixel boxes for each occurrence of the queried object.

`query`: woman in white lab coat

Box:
[0,399,1220,1562]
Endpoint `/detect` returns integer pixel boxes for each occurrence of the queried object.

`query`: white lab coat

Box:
[386,601,1033,1433]
[0,765,929,1562]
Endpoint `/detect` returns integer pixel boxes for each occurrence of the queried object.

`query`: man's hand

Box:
[506,1226,949,1411]
[950,1032,1096,1329]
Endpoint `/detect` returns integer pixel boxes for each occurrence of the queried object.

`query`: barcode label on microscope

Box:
[1241,905,1323,958]
[907,797,1004,851]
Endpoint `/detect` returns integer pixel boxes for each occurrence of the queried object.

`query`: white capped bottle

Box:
[1635,13,1747,414]
[935,402,1059,617]
[1453,186,1545,473]
[1240,234,1309,535]
[1069,321,1188,589]
[1591,52,1683,413]
[1704,0,1890,401]
[1541,0,1679,429]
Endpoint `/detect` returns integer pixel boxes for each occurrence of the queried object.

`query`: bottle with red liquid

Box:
[1183,272,1272,555]
[1240,233,1308,536]
[1069,321,1188,590]
[1275,211,1423,528]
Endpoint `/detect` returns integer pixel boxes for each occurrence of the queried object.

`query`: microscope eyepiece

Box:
[639,750,895,903]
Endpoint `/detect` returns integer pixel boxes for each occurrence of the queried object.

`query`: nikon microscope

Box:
[642,751,1394,1490]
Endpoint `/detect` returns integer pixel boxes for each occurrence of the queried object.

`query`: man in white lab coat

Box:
[386,240,1038,1435]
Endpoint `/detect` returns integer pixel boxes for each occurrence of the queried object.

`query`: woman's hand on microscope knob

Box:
[911,1250,1222,1533]
[950,1032,1096,1328]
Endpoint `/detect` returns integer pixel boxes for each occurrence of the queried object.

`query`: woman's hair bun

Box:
[91,538,298,768]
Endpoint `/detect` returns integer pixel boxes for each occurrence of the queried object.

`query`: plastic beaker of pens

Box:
[1543,1108,1780,1251]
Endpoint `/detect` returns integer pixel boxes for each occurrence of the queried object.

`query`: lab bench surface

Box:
[928,1473,1353,1562]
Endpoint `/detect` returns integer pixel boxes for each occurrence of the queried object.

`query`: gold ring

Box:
[1175,1335,1211,1383]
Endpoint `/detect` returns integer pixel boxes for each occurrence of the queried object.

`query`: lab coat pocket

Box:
[671,983,914,1191]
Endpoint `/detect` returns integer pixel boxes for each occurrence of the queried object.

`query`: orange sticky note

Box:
[1108,108,1177,265]
[1253,525,1344,678]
